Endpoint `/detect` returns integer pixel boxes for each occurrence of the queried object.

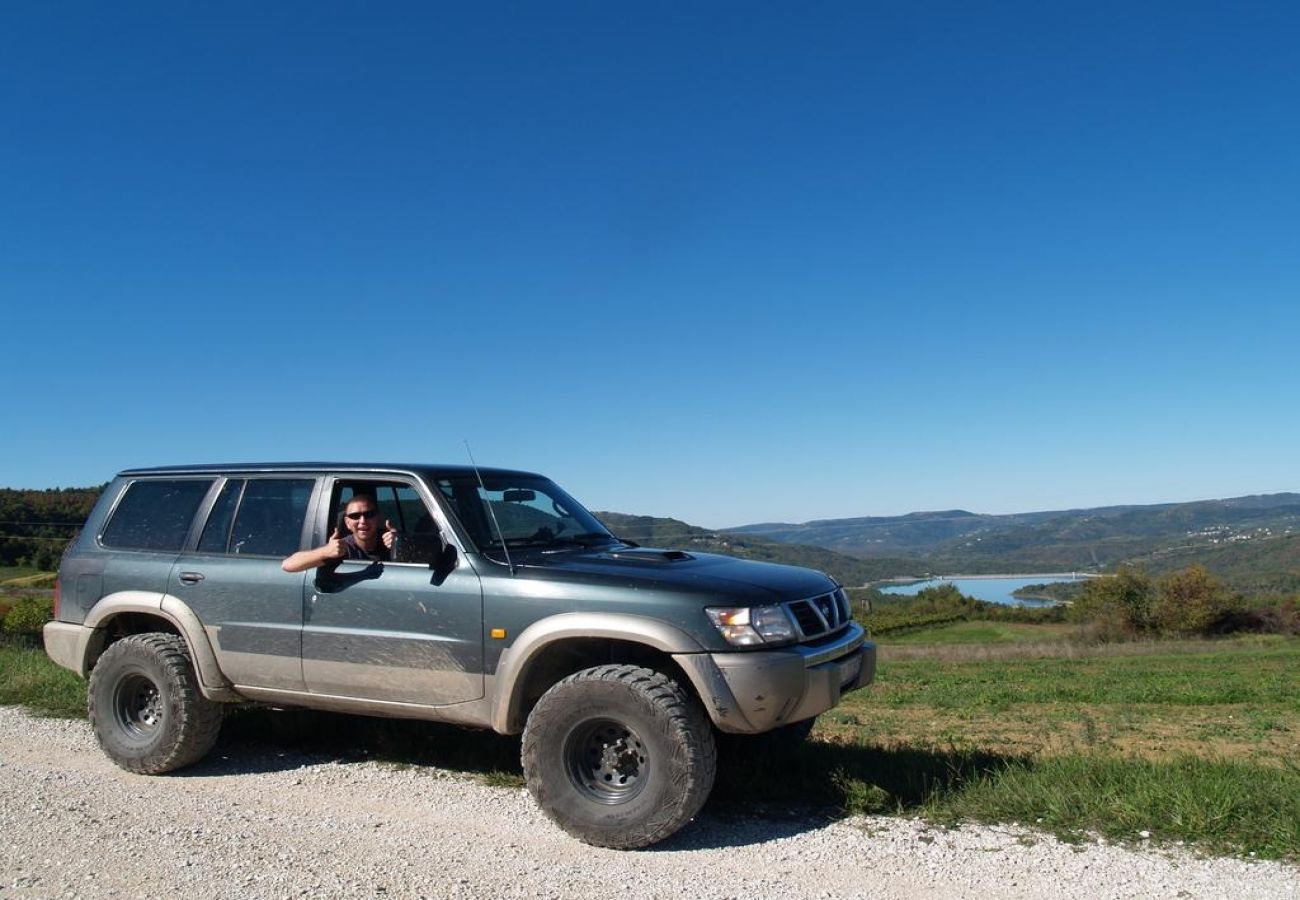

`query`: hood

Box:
[511,546,837,603]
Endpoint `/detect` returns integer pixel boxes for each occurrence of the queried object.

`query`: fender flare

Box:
[83,592,239,701]
[491,612,705,733]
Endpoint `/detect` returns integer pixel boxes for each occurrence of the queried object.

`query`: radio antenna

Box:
[465,440,514,576]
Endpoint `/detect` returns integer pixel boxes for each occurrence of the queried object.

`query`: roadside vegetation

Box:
[4,534,1297,860]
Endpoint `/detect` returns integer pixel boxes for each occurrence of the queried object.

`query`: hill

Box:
[1127,531,1300,595]
[594,512,919,586]
[0,487,103,569]
[729,493,1300,591]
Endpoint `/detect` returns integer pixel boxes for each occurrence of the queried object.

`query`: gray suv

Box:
[45,463,875,848]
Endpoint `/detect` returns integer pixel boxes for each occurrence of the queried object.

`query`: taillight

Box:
[53,578,61,620]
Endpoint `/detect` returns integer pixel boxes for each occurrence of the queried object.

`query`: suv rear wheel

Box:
[521,664,716,849]
[88,633,223,774]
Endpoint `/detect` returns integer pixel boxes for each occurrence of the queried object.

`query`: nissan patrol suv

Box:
[45,463,875,848]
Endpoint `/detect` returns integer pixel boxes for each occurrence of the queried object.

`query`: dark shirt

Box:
[341,534,389,562]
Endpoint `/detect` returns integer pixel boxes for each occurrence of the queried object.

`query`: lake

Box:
[877,574,1090,607]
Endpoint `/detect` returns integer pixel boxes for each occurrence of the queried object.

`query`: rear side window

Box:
[101,480,213,551]
[224,479,314,557]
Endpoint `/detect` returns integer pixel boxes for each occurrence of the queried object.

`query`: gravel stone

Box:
[0,706,1295,899]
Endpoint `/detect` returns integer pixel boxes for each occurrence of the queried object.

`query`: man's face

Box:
[344,499,380,544]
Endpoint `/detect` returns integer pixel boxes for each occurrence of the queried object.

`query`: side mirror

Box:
[391,532,447,565]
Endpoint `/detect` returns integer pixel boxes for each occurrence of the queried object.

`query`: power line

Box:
[0,521,84,527]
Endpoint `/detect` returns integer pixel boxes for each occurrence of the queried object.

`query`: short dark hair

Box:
[342,494,377,512]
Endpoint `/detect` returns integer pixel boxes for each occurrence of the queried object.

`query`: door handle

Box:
[178,571,205,585]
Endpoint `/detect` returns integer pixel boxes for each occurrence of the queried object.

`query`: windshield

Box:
[432,474,619,554]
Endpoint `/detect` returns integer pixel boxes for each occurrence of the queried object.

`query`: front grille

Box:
[786,588,850,639]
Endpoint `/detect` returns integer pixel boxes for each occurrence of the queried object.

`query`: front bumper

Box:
[674,622,875,734]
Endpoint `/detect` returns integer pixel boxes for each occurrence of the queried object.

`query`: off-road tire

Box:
[521,664,717,849]
[88,632,223,774]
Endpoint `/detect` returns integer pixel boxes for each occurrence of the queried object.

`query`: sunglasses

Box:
[345,510,379,521]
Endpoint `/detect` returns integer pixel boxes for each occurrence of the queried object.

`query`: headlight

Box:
[706,604,797,647]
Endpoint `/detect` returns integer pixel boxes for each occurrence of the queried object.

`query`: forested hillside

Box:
[731,493,1300,587]
[0,487,102,568]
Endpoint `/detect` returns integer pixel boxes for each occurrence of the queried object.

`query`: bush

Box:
[2,596,53,634]
[1215,598,1300,636]
[1069,567,1155,639]
[1152,565,1230,636]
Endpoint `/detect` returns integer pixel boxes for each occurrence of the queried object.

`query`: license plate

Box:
[839,653,862,687]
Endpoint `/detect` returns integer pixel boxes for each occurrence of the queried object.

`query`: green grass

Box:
[0,642,86,717]
[813,635,1300,859]
[1,572,57,588]
[922,754,1300,860]
[865,639,1299,708]
[884,620,1075,645]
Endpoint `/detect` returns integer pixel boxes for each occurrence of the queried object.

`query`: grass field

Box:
[2,624,1297,860]
[0,639,86,717]
[801,626,1300,859]
[883,620,1077,645]
[830,634,1299,764]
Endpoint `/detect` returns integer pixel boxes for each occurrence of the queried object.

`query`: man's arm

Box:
[282,528,348,573]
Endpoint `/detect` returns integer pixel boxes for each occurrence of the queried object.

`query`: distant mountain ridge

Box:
[726,493,1300,581]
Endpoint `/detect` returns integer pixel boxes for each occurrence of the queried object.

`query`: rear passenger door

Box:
[168,476,318,692]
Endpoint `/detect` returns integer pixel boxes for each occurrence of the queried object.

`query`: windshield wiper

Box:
[570,532,619,545]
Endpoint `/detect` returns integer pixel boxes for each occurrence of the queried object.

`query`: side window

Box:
[336,482,436,535]
[227,479,314,557]
[198,479,244,553]
[101,480,214,551]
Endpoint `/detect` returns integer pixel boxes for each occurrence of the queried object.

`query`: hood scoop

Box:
[606,548,695,563]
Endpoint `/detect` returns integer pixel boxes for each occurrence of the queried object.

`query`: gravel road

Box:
[1,706,1294,899]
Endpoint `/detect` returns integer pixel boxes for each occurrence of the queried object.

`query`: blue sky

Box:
[3,2,1297,527]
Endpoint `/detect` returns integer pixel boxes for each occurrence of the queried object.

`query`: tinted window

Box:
[101,479,213,551]
[198,479,243,553]
[228,479,313,557]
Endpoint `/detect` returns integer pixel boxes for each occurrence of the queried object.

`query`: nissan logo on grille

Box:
[815,593,837,625]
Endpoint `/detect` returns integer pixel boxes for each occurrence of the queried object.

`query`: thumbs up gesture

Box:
[382,519,399,551]
[325,526,347,560]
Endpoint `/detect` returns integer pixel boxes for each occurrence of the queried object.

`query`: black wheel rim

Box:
[564,718,648,805]
[113,673,163,737]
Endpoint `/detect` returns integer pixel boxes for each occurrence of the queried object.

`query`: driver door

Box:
[299,478,484,706]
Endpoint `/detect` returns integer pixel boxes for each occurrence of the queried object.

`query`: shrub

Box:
[1152,565,1230,636]
[1215,598,1300,636]
[2,596,54,634]
[1068,567,1155,639]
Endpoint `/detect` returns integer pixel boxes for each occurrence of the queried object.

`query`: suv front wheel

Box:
[88,632,223,774]
[521,664,717,849]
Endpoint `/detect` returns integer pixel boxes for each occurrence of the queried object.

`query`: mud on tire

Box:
[521,664,717,849]
[88,632,223,774]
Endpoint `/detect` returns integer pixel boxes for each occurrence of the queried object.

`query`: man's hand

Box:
[324,527,348,560]
[382,520,399,551]
[282,527,349,573]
